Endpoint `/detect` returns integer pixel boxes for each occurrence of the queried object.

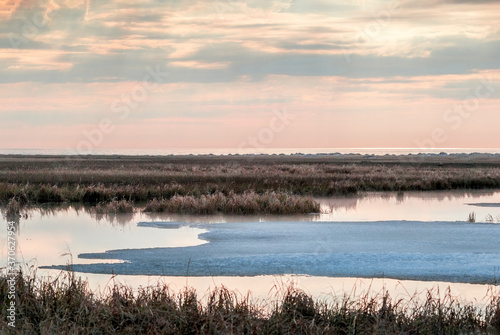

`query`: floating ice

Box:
[43,220,500,283]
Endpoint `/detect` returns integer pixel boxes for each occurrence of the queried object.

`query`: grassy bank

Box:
[1,195,320,219]
[143,191,320,214]
[1,155,500,211]
[1,271,499,334]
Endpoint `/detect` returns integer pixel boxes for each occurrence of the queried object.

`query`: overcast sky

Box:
[1,0,499,151]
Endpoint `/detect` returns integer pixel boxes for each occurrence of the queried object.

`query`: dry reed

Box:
[1,270,499,334]
[143,191,321,214]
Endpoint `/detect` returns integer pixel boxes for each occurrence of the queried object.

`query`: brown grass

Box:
[4,197,23,217]
[92,199,135,214]
[1,155,500,207]
[143,191,321,214]
[1,270,499,334]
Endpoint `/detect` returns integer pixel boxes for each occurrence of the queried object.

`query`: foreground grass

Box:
[1,271,499,334]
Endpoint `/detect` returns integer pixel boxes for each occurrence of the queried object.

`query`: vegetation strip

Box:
[143,191,320,214]
[2,155,500,213]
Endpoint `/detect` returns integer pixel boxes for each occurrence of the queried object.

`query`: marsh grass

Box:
[143,191,321,214]
[467,212,500,224]
[1,270,500,334]
[92,199,135,215]
[3,155,500,215]
[2,156,500,206]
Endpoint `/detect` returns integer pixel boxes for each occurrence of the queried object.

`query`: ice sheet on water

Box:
[466,203,500,207]
[137,221,185,229]
[42,220,500,283]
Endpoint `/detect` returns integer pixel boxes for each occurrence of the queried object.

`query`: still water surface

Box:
[1,190,500,302]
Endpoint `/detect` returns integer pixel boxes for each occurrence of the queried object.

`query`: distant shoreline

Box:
[1,147,500,157]
[2,151,500,165]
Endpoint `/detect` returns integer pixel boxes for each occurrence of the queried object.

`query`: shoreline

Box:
[2,151,500,166]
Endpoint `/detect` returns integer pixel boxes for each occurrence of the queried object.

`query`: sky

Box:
[0,0,499,152]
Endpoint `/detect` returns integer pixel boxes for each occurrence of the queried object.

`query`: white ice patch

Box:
[137,221,186,229]
[467,203,500,207]
[43,220,500,283]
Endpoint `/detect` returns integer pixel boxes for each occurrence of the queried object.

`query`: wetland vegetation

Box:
[1,270,499,334]
[2,154,500,215]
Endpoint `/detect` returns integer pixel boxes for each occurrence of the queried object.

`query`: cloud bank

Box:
[1,0,499,150]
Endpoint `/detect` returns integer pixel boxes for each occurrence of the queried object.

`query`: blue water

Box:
[44,220,500,283]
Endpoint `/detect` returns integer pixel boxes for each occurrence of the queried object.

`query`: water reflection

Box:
[36,270,499,309]
[2,189,500,270]
[2,190,500,306]
[0,206,207,268]
[1,189,499,269]
[4,189,500,226]
[317,190,500,222]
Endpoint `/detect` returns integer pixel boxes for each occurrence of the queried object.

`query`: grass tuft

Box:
[1,271,499,334]
[92,199,134,214]
[143,191,321,214]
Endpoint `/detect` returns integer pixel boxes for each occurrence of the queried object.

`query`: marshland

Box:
[2,153,500,215]
[2,153,500,334]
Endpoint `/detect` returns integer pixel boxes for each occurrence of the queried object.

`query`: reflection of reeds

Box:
[143,191,320,214]
[5,197,22,216]
[467,212,500,223]
[1,270,499,334]
[92,199,134,214]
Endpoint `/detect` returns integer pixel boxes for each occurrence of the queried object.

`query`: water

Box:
[1,147,500,156]
[317,190,500,223]
[2,190,500,302]
[40,272,499,309]
[1,207,206,267]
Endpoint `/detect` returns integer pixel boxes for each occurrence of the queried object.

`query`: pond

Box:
[2,190,500,303]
